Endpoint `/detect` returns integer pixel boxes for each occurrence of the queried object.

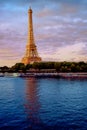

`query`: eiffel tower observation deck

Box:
[22,8,42,65]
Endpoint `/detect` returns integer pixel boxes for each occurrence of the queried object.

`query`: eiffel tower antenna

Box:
[22,8,42,65]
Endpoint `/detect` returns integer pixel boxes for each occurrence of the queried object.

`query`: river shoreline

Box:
[1,72,87,79]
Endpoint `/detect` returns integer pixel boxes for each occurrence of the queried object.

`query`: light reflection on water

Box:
[0,77,87,129]
[24,78,41,128]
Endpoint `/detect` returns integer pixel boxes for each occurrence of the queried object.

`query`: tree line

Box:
[0,61,87,73]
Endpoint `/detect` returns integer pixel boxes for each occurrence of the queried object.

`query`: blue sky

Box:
[0,0,87,66]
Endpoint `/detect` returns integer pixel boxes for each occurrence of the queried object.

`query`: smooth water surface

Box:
[0,77,87,130]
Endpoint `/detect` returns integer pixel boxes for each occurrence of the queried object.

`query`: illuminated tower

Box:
[22,8,42,65]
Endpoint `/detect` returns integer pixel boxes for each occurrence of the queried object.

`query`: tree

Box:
[26,64,32,70]
[1,66,9,72]
[11,63,25,72]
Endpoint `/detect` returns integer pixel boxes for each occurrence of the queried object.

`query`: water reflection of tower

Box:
[25,78,40,128]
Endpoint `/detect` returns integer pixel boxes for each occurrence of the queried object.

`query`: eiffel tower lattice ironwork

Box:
[22,8,42,65]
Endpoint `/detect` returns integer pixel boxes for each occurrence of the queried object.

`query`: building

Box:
[22,8,42,65]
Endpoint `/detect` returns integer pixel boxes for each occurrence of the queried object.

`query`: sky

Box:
[0,0,87,66]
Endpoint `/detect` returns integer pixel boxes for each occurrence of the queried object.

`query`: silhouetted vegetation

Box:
[0,66,9,72]
[0,61,87,72]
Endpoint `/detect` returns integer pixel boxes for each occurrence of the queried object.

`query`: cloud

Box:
[41,42,87,62]
[0,0,87,66]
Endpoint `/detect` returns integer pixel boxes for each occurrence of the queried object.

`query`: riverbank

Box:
[1,72,87,79]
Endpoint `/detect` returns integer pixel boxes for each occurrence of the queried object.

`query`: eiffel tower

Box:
[22,8,42,65]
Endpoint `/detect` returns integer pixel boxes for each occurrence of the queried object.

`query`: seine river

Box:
[0,77,87,130]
